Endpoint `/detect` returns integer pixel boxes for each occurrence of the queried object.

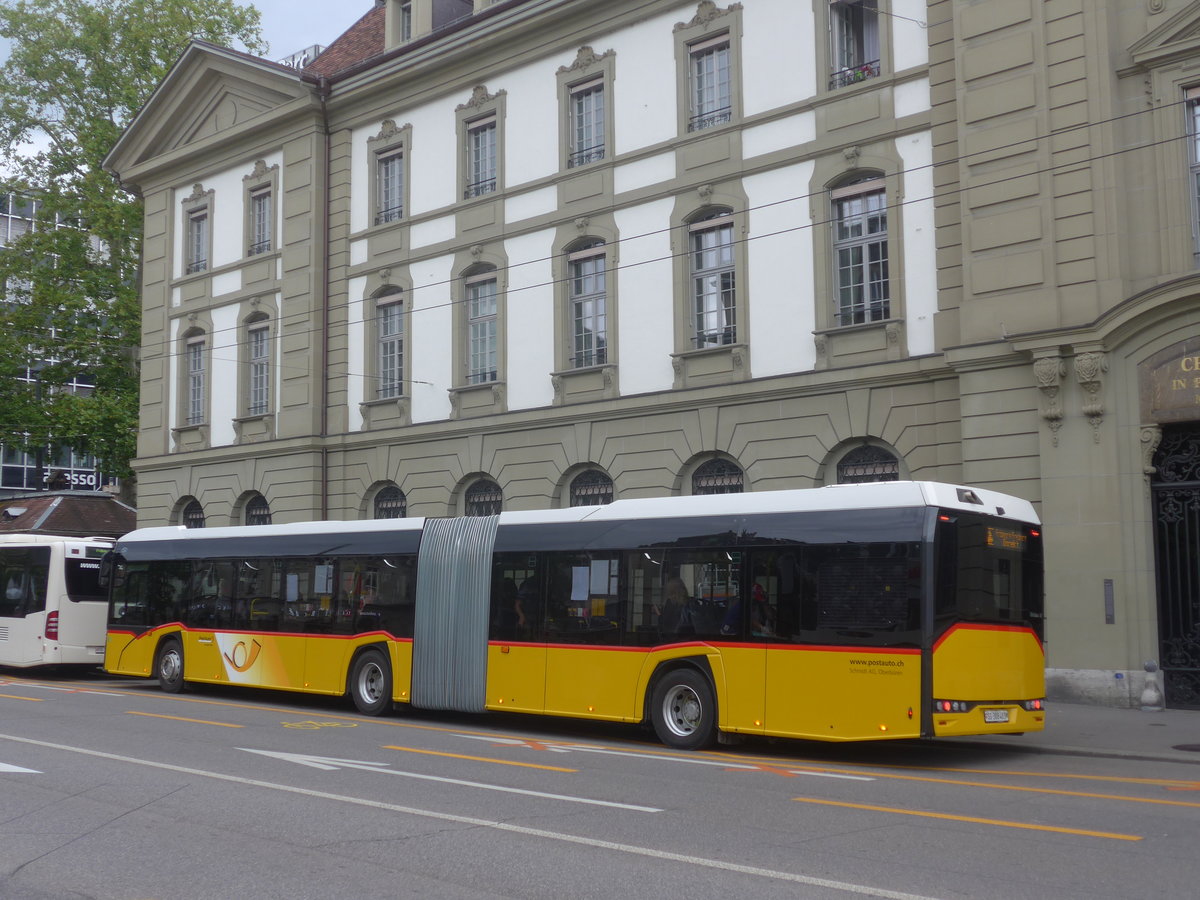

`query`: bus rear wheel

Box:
[156,640,185,693]
[349,648,391,716]
[650,668,715,750]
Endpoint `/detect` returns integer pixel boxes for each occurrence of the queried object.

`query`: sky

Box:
[0,2,371,69]
[251,1,369,61]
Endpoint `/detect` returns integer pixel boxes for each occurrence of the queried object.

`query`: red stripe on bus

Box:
[932,622,1042,654]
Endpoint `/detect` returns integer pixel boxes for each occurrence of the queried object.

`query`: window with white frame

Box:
[1188,87,1200,265]
[247,319,270,415]
[690,211,736,347]
[829,0,881,90]
[185,333,206,425]
[568,78,605,168]
[465,272,497,384]
[568,240,607,367]
[688,35,732,131]
[378,297,404,398]
[832,177,889,326]
[399,1,412,41]
[377,149,404,224]
[465,116,497,198]
[249,188,272,255]
[186,210,208,274]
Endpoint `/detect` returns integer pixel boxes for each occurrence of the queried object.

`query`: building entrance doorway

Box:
[1151,425,1200,708]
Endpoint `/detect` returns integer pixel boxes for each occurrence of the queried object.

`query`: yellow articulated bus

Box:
[103,482,1045,749]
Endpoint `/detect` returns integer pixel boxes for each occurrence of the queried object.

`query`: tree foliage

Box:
[0,0,264,484]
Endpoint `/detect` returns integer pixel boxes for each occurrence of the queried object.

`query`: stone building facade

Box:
[104,0,1200,708]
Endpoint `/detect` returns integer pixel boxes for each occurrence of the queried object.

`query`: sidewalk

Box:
[948,702,1200,764]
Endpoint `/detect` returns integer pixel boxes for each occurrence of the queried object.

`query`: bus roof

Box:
[115,481,1037,557]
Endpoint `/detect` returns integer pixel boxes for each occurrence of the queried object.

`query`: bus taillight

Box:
[45,611,59,641]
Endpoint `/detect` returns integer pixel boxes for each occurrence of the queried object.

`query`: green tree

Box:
[0,0,264,491]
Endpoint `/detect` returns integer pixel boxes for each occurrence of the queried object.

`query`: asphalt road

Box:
[1,668,1197,900]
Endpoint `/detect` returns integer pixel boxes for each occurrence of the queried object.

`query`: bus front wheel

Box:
[650,668,716,750]
[156,640,185,693]
[349,648,392,716]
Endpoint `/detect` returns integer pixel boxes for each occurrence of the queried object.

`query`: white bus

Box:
[0,534,113,668]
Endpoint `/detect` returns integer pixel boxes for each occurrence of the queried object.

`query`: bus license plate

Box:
[983,709,1009,724]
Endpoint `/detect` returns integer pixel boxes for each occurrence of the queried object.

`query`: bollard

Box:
[1140,660,1163,711]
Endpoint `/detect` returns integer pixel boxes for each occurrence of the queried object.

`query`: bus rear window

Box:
[65,558,106,603]
[935,512,1044,639]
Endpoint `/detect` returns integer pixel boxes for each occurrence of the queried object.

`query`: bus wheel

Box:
[349,648,391,716]
[650,668,715,750]
[156,640,185,694]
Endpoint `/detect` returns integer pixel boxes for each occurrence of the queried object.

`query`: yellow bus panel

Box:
[765,646,922,741]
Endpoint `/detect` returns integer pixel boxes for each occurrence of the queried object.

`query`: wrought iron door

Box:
[1151,426,1200,708]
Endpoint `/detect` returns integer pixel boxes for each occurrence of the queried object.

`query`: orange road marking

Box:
[0,693,43,702]
[383,744,577,772]
[793,798,1143,842]
[126,710,243,728]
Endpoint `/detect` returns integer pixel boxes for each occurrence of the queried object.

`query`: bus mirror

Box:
[98,552,124,589]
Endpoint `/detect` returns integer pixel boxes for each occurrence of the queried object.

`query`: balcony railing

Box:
[464,178,497,199]
[687,107,732,132]
[829,60,881,90]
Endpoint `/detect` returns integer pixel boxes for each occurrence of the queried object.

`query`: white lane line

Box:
[237,748,659,812]
[0,762,41,773]
[3,683,123,696]
[458,736,876,780]
[1,732,932,899]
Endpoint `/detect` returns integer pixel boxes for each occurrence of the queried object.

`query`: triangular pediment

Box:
[106,42,309,178]
[1129,0,1200,67]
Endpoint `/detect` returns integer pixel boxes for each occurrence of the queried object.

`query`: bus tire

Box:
[650,667,716,750]
[349,648,391,716]
[155,639,185,694]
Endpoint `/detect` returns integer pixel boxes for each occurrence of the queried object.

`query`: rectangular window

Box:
[248,324,269,415]
[186,211,208,274]
[833,180,889,326]
[569,244,606,367]
[830,0,881,89]
[186,337,206,425]
[400,1,412,41]
[249,189,272,255]
[688,36,732,131]
[466,276,497,384]
[377,151,404,224]
[378,300,404,398]
[568,79,605,168]
[1188,88,1200,265]
[465,117,497,198]
[690,216,736,347]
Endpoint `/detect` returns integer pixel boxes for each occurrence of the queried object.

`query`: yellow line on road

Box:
[793,797,1143,841]
[0,693,43,702]
[383,744,577,772]
[127,710,243,728]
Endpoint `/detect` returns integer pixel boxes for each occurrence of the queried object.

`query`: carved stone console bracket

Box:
[1074,351,1108,443]
[1141,424,1163,477]
[1033,355,1066,446]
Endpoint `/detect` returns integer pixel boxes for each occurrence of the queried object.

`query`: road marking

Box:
[793,797,1143,842]
[127,711,243,728]
[282,721,359,730]
[238,748,655,812]
[0,762,40,773]
[0,732,942,900]
[383,744,577,773]
[0,693,43,702]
